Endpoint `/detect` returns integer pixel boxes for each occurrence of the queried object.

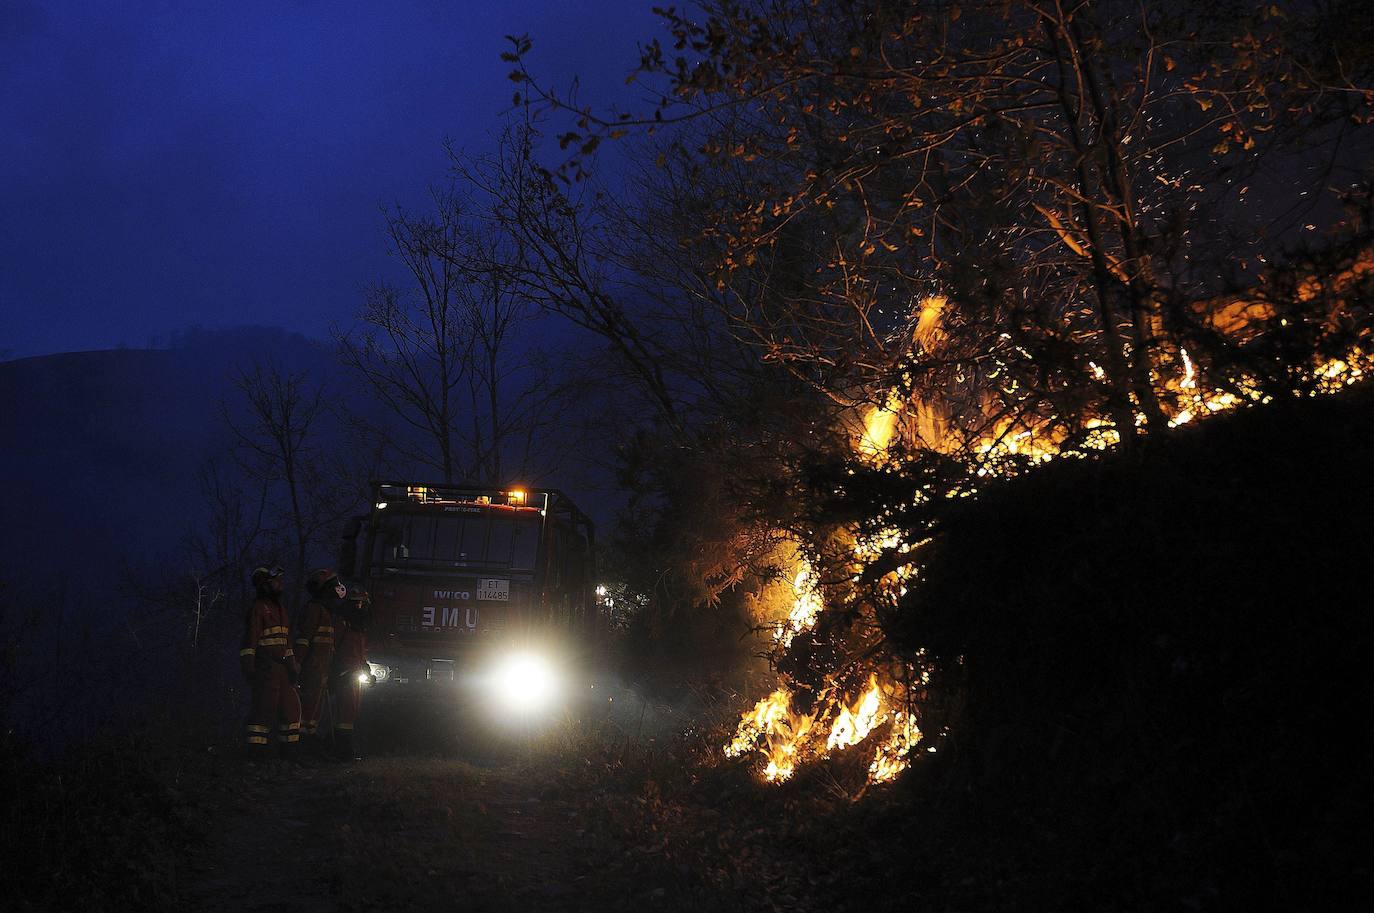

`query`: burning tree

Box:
[605,0,1370,443]
[504,0,1374,784]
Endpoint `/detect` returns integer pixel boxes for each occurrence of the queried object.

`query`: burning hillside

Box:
[723,257,1374,788]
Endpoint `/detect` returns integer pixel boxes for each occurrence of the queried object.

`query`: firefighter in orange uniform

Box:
[240,566,302,759]
[330,586,370,760]
[296,568,345,752]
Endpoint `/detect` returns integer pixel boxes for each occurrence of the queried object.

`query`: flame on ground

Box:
[736,523,928,784]
[726,673,920,784]
[826,675,885,751]
[724,687,814,782]
[869,712,923,784]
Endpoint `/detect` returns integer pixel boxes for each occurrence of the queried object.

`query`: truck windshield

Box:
[377,511,539,570]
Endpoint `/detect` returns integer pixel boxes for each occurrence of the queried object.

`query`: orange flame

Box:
[857,392,903,460]
[868,712,923,783]
[776,564,823,647]
[725,687,815,782]
[826,675,885,751]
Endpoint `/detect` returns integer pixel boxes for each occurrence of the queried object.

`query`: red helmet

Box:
[306,567,340,595]
[251,566,284,588]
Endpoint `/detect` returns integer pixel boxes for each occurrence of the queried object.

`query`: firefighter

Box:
[240,566,302,760]
[330,585,371,761]
[296,568,346,753]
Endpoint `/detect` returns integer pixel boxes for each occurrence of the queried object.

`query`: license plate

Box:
[477,578,509,601]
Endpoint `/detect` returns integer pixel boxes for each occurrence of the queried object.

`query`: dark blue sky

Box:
[1,0,658,359]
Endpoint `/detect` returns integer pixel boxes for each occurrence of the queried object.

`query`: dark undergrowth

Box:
[0,726,205,912]
[0,664,239,913]
[881,383,1374,910]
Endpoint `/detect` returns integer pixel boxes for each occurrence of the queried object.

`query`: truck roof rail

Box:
[370,480,593,535]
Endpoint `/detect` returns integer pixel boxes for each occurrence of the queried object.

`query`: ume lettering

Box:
[421,606,479,629]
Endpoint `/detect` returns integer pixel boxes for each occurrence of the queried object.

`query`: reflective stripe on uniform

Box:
[240,648,256,657]
[247,735,269,745]
[246,724,270,733]
[262,625,289,635]
[258,637,288,647]
[335,722,354,731]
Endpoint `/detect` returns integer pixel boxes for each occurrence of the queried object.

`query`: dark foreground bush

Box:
[892,386,1374,910]
[1,731,196,912]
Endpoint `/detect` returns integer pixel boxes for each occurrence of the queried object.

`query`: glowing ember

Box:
[1312,352,1368,392]
[869,712,923,784]
[854,526,905,561]
[1179,348,1197,390]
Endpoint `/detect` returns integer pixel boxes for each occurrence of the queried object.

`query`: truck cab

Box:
[338,482,597,702]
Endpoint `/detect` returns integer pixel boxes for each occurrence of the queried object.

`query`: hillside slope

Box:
[0,329,349,591]
[898,384,1374,909]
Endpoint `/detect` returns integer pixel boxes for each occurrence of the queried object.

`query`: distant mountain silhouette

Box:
[1,324,623,612]
[0,327,353,594]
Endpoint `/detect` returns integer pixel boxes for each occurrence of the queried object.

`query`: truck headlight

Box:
[488,651,560,713]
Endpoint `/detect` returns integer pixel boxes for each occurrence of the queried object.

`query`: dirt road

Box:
[183,757,594,911]
[179,746,853,913]
[177,693,844,912]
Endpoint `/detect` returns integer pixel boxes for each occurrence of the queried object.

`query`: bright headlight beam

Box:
[490,651,560,713]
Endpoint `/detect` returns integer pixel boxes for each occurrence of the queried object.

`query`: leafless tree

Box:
[338,192,475,482]
[339,182,579,486]
[184,458,268,633]
[452,220,570,484]
[223,360,335,599]
[454,127,694,440]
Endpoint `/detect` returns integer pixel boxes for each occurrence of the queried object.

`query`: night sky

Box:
[1,0,657,360]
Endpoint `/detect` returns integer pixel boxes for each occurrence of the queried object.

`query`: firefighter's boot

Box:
[304,732,330,758]
[333,726,359,762]
[244,723,272,764]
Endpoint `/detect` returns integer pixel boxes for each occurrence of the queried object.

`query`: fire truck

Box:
[337,481,598,711]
